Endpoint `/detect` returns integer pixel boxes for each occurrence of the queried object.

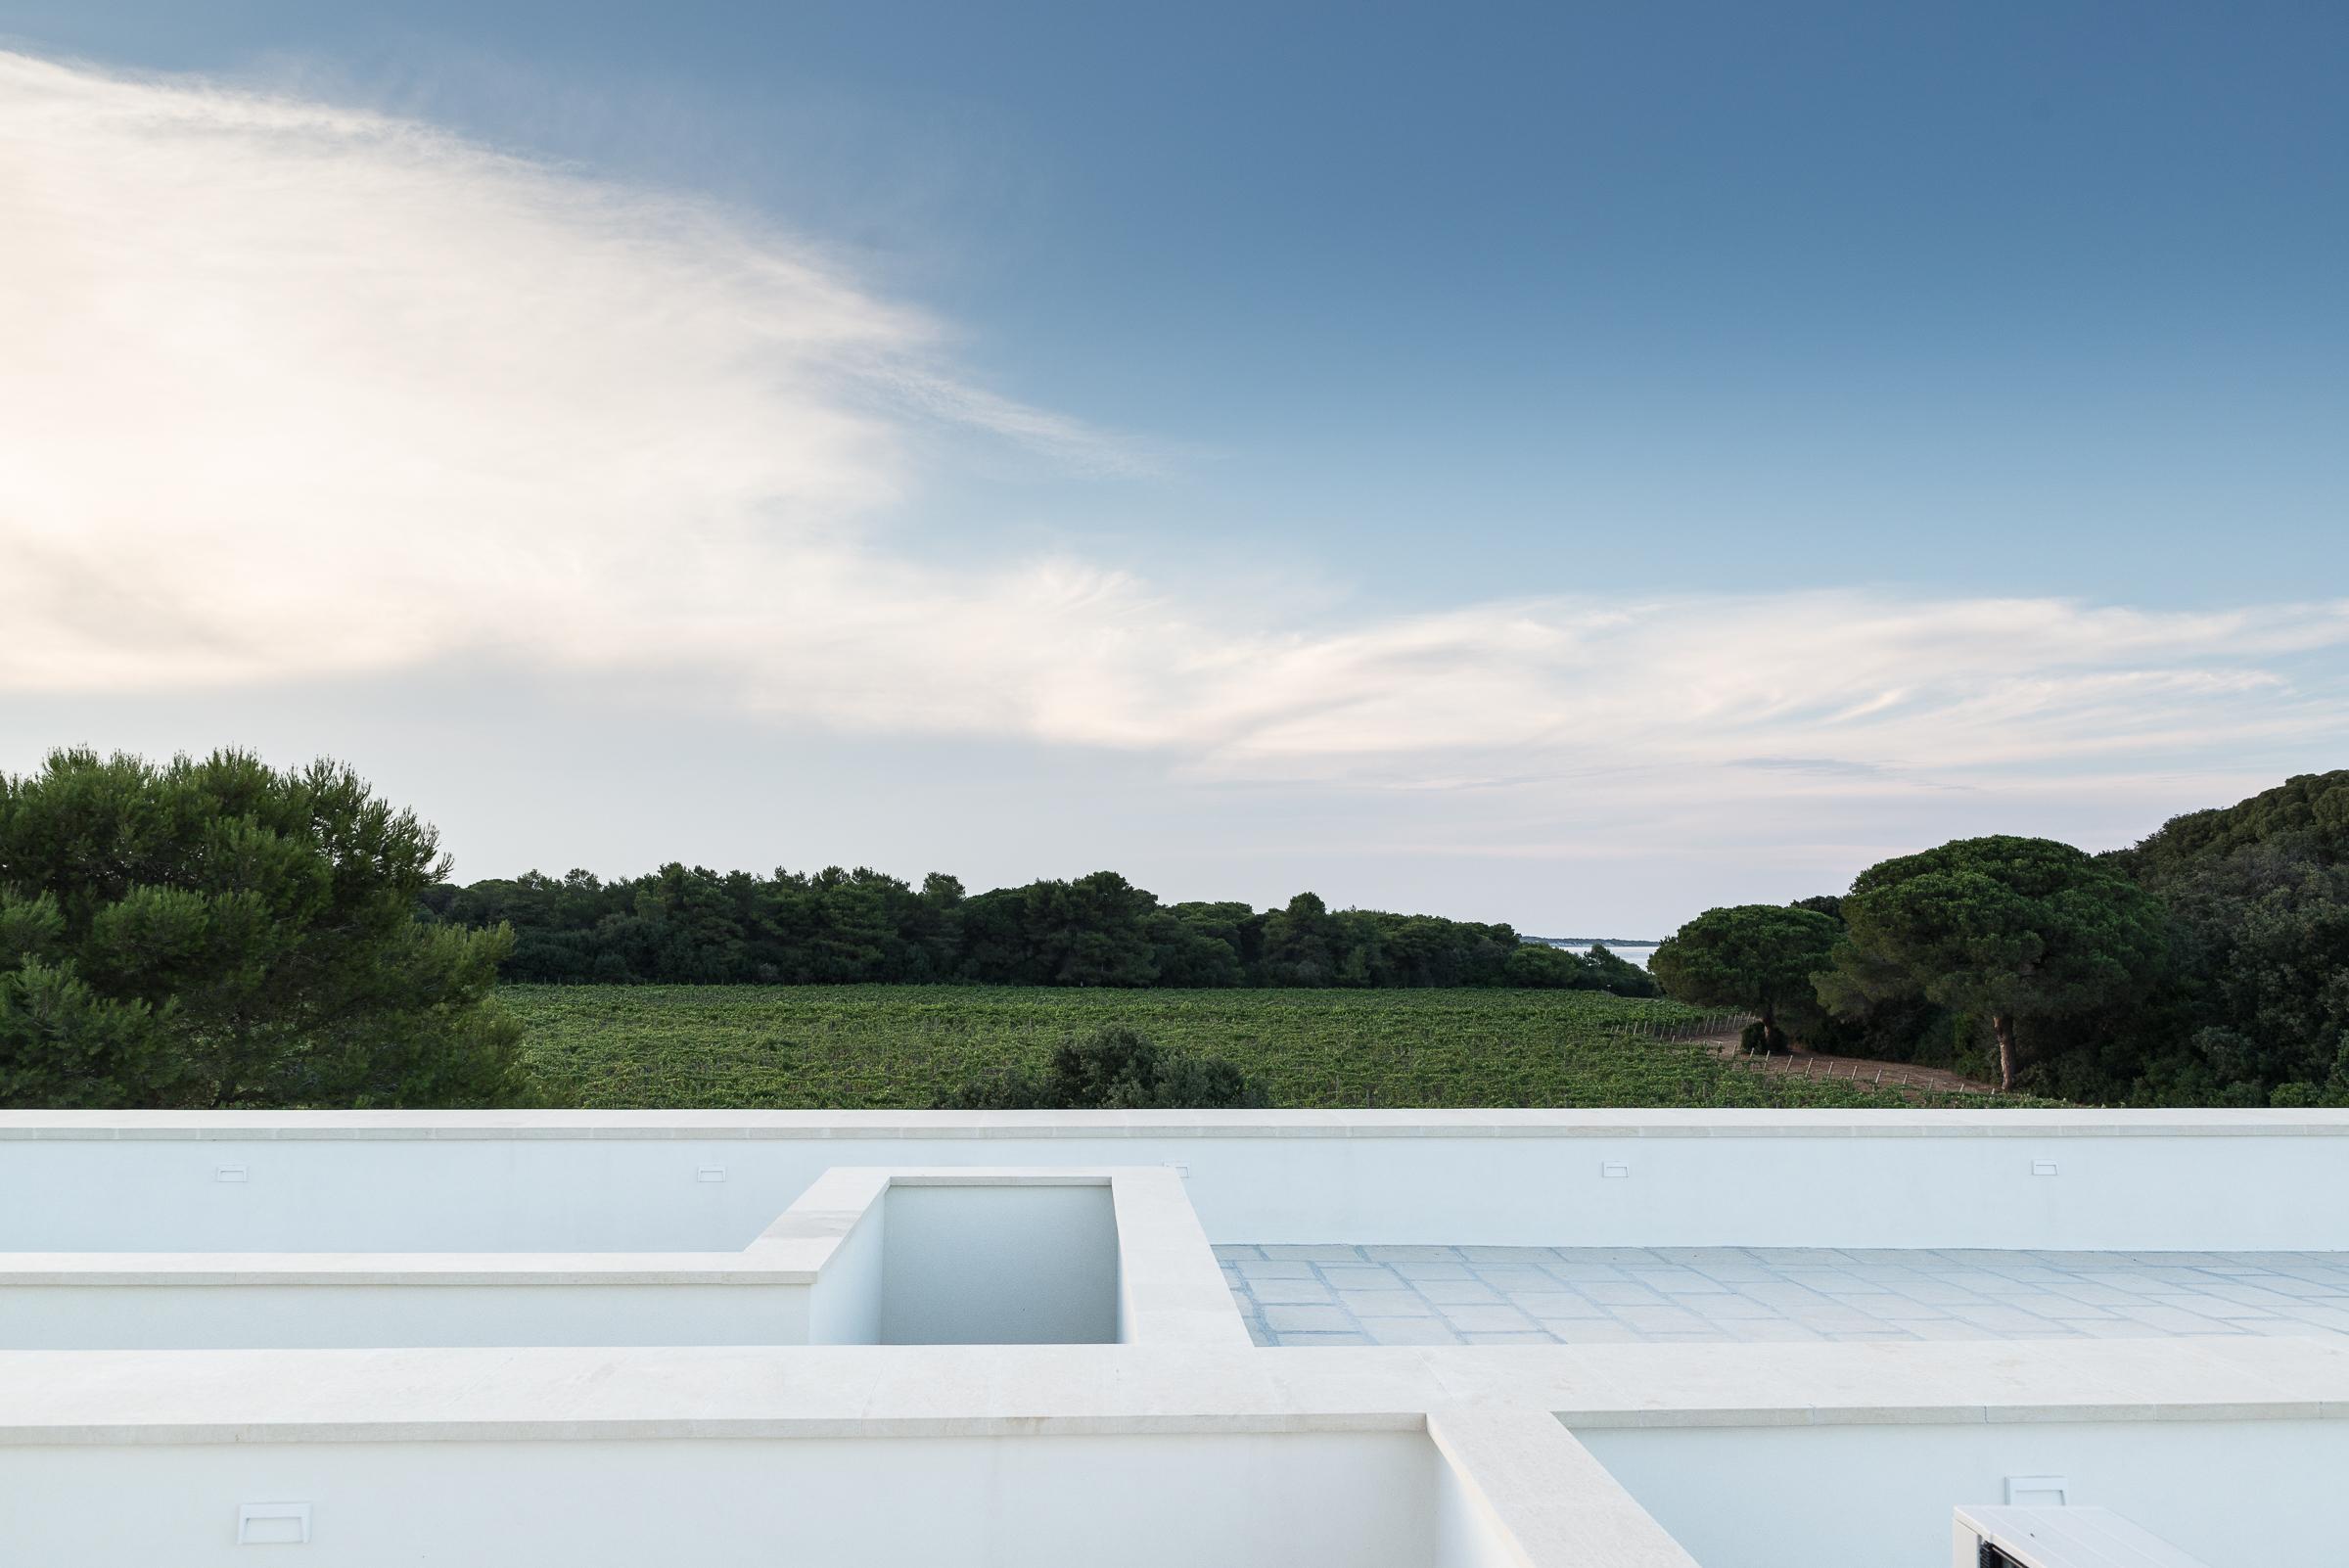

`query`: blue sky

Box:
[2,4,2344,932]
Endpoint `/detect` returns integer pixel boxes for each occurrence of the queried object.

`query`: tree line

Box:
[9,746,2340,1110]
[419,866,1661,995]
[1651,771,2349,1105]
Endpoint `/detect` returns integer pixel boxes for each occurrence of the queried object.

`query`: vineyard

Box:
[504,985,2044,1110]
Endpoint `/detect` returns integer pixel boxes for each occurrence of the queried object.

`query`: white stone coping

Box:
[1428,1406,1699,1567]
[1953,1505,2212,1568]
[5,1108,2348,1139]
[0,1166,1246,1350]
[4,1335,2344,1446]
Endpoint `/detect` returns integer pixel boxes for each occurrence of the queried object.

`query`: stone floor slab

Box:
[1216,1244,2349,1348]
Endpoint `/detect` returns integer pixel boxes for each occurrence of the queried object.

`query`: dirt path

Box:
[1688,1031,1998,1098]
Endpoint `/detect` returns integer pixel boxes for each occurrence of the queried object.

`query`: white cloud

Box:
[5,48,2346,838]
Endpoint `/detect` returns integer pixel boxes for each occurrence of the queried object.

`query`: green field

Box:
[505,985,2024,1109]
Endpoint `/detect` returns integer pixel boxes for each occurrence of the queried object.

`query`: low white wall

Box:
[805,1200,884,1345]
[0,1431,1455,1568]
[1429,1406,1697,1568]
[0,1167,1225,1352]
[6,1112,2347,1251]
[1580,1417,2344,1568]
[0,1281,803,1351]
[879,1184,1119,1344]
[1433,1447,1534,1568]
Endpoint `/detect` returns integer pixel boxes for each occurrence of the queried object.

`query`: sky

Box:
[2,2,2344,935]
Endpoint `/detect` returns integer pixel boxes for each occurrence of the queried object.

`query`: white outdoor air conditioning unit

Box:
[1954,1505,2212,1568]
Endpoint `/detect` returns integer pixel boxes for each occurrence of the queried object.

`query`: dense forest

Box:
[1654,771,2349,1106]
[420,868,1662,995]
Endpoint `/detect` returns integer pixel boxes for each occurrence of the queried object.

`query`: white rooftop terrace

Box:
[3,1107,2345,1566]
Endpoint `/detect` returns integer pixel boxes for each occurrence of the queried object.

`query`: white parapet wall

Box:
[1580,1416,2343,1568]
[5,1109,2349,1251]
[0,1346,1704,1568]
[4,1335,2340,1567]
[0,1429,1486,1568]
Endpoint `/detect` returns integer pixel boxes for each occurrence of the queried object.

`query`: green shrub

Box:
[940,1025,1263,1109]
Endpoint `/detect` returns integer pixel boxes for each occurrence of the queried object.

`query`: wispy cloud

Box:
[5,48,2346,843]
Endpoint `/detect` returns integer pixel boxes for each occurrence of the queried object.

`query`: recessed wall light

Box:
[236,1501,310,1545]
[2005,1474,2069,1505]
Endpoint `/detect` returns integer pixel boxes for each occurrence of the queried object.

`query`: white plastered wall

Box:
[0,1431,1451,1568]
[1580,1416,2344,1568]
[8,1112,2348,1252]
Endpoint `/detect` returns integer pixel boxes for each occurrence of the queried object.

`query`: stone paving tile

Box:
[1263,1305,1353,1332]
[1655,1247,1763,1267]
[1417,1279,1505,1305]
[1825,1292,1929,1318]
[1279,1331,1374,1346]
[1250,1279,1335,1306]
[1774,1268,1875,1293]
[2061,1319,2174,1340]
[1214,1245,2349,1347]
[1439,1305,1541,1333]
[1628,1267,1726,1292]
[2042,1282,2142,1307]
[2199,1280,2311,1309]
[1362,1317,1462,1346]
[1738,1282,1844,1310]
[1885,1278,1996,1305]
[1727,1319,1827,1342]
[1579,1281,1665,1306]
[1510,1290,1607,1318]
[1677,1293,1787,1320]
[1470,1265,1560,1289]
[1944,1304,2059,1333]
[1338,1289,1437,1318]
[1542,1319,1645,1343]
[1318,1266,1405,1291]
[2184,1295,2296,1321]
[1612,1304,1714,1333]
[1682,1266,1785,1284]
[2115,1302,2238,1332]
[2067,1270,2175,1295]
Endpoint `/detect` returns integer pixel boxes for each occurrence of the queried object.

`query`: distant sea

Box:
[1532,938,1661,971]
